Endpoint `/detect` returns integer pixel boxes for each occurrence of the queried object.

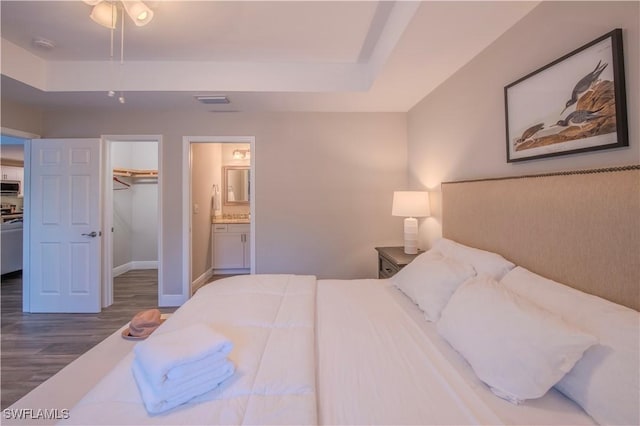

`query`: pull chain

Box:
[118,7,125,104]
[108,9,115,97]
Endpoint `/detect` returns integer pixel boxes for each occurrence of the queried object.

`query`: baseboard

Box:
[113,263,131,277]
[113,261,159,277]
[131,261,158,270]
[191,268,214,293]
[159,293,187,307]
[212,268,250,275]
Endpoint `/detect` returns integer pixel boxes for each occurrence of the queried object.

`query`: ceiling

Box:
[0,1,539,113]
[0,137,25,161]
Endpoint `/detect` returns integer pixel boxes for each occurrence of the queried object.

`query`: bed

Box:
[5,165,639,425]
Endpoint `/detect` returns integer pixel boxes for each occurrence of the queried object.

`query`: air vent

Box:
[195,95,230,105]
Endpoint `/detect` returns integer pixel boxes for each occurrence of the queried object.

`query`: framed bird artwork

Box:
[504,28,628,162]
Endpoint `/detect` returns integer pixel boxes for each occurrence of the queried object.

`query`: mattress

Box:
[6,275,596,425]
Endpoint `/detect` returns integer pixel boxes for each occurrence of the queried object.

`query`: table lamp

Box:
[392,191,430,254]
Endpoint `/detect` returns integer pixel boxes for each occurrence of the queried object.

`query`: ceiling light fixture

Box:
[89,1,117,29]
[85,1,154,28]
[122,1,154,26]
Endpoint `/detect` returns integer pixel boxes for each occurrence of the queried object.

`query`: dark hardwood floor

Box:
[0,269,176,409]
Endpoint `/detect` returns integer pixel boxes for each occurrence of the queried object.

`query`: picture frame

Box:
[505,28,628,163]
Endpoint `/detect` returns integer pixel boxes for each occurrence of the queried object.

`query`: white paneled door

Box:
[29,139,102,313]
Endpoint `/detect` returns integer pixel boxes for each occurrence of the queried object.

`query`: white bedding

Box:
[317,278,502,425]
[10,274,596,425]
[323,278,595,425]
[61,274,317,425]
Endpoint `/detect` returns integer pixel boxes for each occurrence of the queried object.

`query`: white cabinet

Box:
[211,223,250,271]
[1,165,20,181]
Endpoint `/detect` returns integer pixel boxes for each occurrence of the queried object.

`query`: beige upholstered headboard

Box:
[442,166,640,311]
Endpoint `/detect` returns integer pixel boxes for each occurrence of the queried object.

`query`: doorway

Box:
[0,128,37,312]
[182,136,256,297]
[103,135,163,308]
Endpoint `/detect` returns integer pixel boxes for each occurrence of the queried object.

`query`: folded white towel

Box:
[166,352,230,381]
[134,323,233,387]
[133,356,231,390]
[132,358,235,414]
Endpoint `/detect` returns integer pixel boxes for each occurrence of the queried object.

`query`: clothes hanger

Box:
[113,176,131,190]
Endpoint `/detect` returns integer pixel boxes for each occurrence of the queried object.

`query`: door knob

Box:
[82,231,98,238]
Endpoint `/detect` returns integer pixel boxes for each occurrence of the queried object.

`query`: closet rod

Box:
[113,167,158,178]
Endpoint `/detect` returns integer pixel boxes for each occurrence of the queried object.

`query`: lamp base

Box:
[403,217,418,254]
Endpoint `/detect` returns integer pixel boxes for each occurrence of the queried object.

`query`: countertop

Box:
[212,218,251,224]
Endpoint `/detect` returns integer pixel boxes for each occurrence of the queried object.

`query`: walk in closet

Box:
[111,141,159,276]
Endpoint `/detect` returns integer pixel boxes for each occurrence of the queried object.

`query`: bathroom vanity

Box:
[211,221,251,273]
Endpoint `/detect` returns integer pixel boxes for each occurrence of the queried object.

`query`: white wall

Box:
[131,142,159,262]
[407,1,640,248]
[38,111,407,299]
[112,142,133,268]
[0,99,43,136]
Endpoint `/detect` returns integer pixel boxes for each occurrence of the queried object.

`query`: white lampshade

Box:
[90,2,117,29]
[392,191,430,218]
[123,1,154,26]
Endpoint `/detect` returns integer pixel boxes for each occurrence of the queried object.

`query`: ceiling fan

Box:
[82,1,155,104]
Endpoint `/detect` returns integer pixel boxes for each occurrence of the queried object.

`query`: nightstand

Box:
[375,246,423,279]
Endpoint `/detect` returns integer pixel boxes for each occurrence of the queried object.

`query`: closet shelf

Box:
[113,168,158,178]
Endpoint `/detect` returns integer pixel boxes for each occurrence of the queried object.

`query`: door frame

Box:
[182,136,256,298]
[101,135,163,308]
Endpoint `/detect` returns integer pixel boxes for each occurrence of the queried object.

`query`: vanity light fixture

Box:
[392,191,430,254]
[232,149,250,160]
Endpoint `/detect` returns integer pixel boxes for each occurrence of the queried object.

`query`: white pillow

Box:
[431,238,514,280]
[391,251,476,321]
[501,267,640,425]
[437,275,598,404]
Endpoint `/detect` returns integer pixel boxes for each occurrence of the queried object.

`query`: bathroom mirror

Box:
[223,166,250,205]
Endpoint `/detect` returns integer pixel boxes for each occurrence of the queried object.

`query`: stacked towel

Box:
[132,323,235,414]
